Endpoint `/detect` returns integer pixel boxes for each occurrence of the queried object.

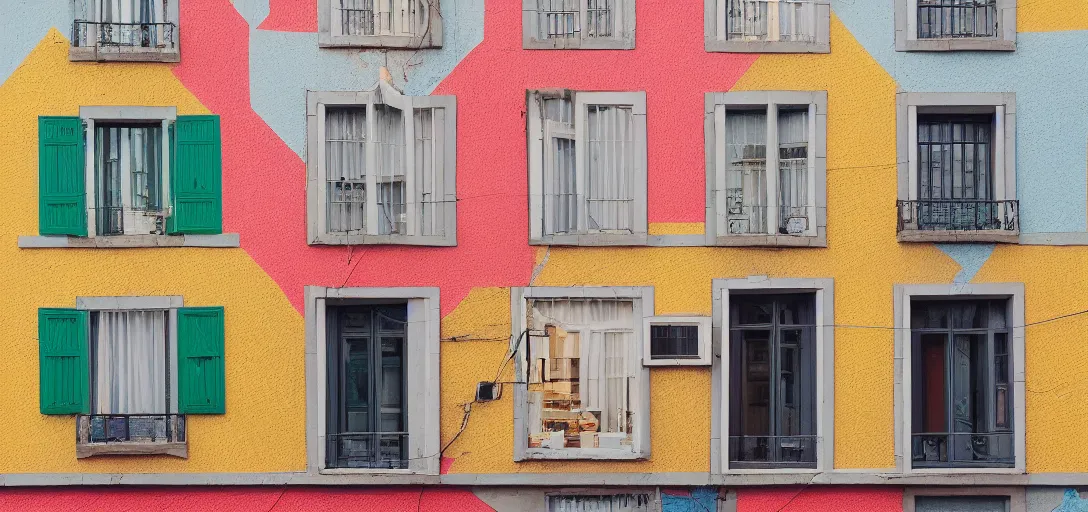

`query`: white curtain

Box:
[586,105,635,232]
[528,299,634,443]
[94,310,167,414]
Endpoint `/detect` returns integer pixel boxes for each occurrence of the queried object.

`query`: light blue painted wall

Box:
[832,1,1088,234]
[937,243,996,283]
[0,0,70,87]
[241,0,485,158]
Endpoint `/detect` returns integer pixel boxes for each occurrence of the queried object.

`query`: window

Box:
[642,316,711,366]
[910,300,1013,469]
[70,0,180,62]
[547,493,657,511]
[705,91,827,247]
[527,90,648,245]
[894,283,1025,474]
[306,80,457,246]
[37,297,226,459]
[705,0,831,53]
[728,294,816,468]
[512,287,652,461]
[325,304,407,469]
[714,277,834,472]
[904,488,1026,512]
[896,93,1018,243]
[307,286,440,475]
[895,0,1015,51]
[523,0,636,49]
[319,0,443,48]
[37,108,224,240]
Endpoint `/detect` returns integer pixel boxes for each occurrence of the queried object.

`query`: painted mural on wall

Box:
[1,0,1088,509]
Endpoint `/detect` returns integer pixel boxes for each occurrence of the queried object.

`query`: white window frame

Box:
[704,91,827,247]
[522,0,636,50]
[527,90,648,246]
[318,0,443,48]
[895,0,1015,51]
[711,276,834,474]
[304,286,441,476]
[511,286,653,461]
[704,0,831,53]
[79,106,176,239]
[893,283,1027,475]
[69,0,181,62]
[306,80,457,246]
[895,92,1018,243]
[904,487,1026,512]
[642,315,711,366]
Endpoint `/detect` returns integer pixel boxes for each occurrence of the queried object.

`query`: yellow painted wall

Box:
[0,30,307,473]
[1018,0,1088,33]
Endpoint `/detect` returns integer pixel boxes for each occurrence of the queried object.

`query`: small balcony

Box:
[70,21,179,63]
[325,432,409,470]
[897,199,1019,243]
[912,432,1014,469]
[728,434,818,469]
[76,414,187,459]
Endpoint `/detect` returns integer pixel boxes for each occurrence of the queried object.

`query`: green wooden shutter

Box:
[177,307,225,414]
[168,115,222,234]
[38,117,87,236]
[38,308,89,415]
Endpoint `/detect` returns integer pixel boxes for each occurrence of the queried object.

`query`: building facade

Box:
[1,0,1088,510]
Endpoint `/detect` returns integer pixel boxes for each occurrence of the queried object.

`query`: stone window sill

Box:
[897,230,1019,244]
[18,234,240,249]
[76,442,188,459]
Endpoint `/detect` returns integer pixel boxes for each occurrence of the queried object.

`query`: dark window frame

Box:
[325,303,409,469]
[728,293,817,469]
[910,298,1014,469]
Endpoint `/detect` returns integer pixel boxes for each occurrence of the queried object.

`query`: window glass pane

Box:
[527,299,635,451]
[915,115,996,231]
[916,0,998,39]
[547,494,654,512]
[586,104,635,232]
[95,124,163,236]
[778,107,809,235]
[725,0,818,42]
[585,0,614,38]
[538,0,580,39]
[542,98,577,236]
[340,0,376,36]
[326,107,368,234]
[375,105,406,235]
[736,297,773,326]
[92,310,168,415]
[915,495,1008,512]
[725,109,768,234]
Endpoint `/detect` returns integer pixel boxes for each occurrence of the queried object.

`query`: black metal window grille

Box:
[649,325,700,359]
[340,0,376,36]
[910,299,1014,469]
[326,304,409,469]
[917,0,998,39]
[77,414,186,445]
[916,114,1001,231]
[585,0,614,38]
[728,293,817,468]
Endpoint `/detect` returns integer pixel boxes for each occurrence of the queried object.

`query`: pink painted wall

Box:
[736,487,904,512]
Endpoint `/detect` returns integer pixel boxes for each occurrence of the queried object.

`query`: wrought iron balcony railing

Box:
[76,414,186,458]
[728,435,818,468]
[72,21,177,51]
[912,432,1014,468]
[327,432,409,470]
[897,199,1018,233]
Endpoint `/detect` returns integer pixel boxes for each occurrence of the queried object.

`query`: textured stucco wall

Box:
[0,31,307,473]
[1,0,1088,494]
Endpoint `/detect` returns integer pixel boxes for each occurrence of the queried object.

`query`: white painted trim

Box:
[642,315,712,366]
[76,295,184,310]
[511,286,654,461]
[304,286,441,477]
[892,282,1026,475]
[712,276,835,474]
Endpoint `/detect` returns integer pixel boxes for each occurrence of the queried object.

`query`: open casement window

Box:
[728,293,817,469]
[523,0,636,49]
[70,0,180,62]
[38,111,223,238]
[705,92,827,247]
[895,0,1015,51]
[527,90,648,246]
[705,0,830,53]
[909,299,1014,469]
[896,93,1018,243]
[38,300,225,459]
[307,80,456,246]
[512,287,652,461]
[320,0,443,48]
